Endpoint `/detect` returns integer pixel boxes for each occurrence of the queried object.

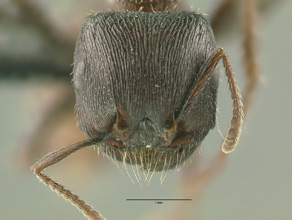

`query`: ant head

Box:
[73,11,224,172]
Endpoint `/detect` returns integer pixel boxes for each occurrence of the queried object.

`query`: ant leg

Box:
[210,0,281,40]
[182,48,243,216]
[242,0,259,114]
[18,86,76,167]
[211,0,261,114]
[32,138,106,220]
[146,49,243,220]
[143,152,227,220]
[154,152,227,220]
[210,0,238,36]
[11,0,74,58]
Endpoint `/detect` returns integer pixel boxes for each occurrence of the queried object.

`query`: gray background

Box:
[0,0,291,219]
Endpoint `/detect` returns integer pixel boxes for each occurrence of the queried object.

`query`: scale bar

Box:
[126,199,192,201]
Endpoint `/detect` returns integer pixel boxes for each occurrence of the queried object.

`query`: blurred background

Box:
[0,0,291,219]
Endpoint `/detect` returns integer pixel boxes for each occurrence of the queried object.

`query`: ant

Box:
[7,0,262,219]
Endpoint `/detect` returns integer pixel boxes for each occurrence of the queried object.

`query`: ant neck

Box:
[116,0,182,12]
